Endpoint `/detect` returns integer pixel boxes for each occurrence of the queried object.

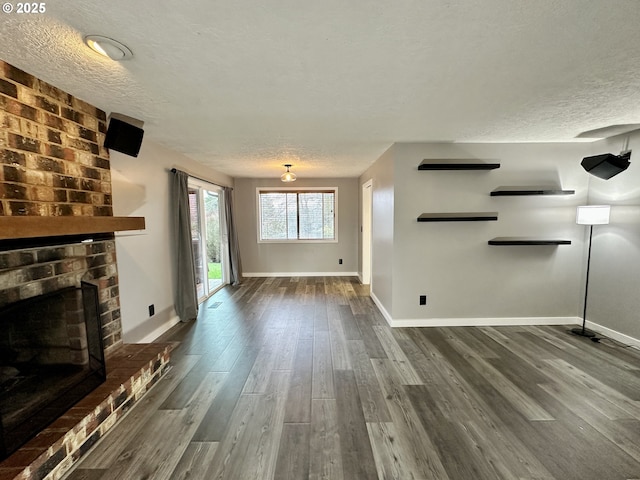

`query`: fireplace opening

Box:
[0,281,106,459]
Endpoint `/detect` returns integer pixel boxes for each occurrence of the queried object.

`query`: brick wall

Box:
[0,239,122,350]
[0,60,112,217]
[0,60,123,353]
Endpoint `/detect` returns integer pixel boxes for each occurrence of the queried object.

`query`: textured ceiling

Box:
[1,1,640,178]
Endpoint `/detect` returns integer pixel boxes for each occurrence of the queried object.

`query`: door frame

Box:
[188,179,228,302]
[361,179,373,286]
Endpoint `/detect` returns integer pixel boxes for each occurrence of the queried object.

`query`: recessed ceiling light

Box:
[84,35,133,61]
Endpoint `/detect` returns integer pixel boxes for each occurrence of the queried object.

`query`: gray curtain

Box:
[170,169,199,321]
[223,186,242,285]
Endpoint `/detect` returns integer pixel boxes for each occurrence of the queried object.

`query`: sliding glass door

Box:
[188,182,227,302]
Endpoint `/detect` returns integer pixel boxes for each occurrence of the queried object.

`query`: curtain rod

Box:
[169,168,232,190]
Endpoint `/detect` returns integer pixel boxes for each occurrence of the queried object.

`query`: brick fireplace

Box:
[0,238,121,352]
[0,60,123,354]
[0,61,172,480]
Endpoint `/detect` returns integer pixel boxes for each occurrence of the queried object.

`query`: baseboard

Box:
[388,316,581,328]
[362,297,639,346]
[585,320,640,349]
[366,295,581,330]
[242,272,358,277]
[139,314,180,343]
[124,306,181,344]
[370,291,393,327]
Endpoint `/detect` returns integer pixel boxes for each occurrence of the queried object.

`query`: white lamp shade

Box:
[576,205,610,225]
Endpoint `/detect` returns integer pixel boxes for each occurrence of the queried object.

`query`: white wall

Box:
[363,141,594,327]
[110,140,233,343]
[584,131,640,344]
[234,177,359,276]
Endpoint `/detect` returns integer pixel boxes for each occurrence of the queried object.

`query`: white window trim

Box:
[188,180,229,298]
[256,187,339,244]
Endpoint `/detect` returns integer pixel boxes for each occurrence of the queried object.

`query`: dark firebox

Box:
[0,281,106,459]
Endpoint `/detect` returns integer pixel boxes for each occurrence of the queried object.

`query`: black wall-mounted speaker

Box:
[581,152,631,180]
[104,118,144,157]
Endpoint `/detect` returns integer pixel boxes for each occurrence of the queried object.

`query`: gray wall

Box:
[585,131,640,341]
[111,140,233,342]
[360,146,395,314]
[115,135,640,342]
[234,177,359,275]
[362,141,594,323]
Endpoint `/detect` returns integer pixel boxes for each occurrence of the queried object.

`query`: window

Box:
[258,188,337,242]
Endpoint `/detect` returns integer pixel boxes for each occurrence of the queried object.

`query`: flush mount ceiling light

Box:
[84,35,133,61]
[281,164,297,182]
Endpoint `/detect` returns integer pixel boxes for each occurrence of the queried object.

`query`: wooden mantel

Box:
[0,216,145,240]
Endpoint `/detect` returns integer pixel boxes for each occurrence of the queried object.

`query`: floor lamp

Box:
[572,205,610,337]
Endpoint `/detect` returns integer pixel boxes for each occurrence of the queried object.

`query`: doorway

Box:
[188,182,227,302]
[362,180,372,285]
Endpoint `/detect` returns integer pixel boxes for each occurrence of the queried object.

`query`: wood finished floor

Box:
[66,276,640,480]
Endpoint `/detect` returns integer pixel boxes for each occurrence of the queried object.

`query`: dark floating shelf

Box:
[490,186,575,196]
[418,212,498,222]
[418,160,501,170]
[488,237,572,246]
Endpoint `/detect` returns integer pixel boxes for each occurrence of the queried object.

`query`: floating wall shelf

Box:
[490,186,575,196]
[418,212,498,222]
[418,160,501,170]
[488,237,571,246]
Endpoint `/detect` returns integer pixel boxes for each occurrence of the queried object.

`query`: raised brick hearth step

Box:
[0,343,173,480]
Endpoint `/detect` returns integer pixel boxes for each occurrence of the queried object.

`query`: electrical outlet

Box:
[148,304,155,316]
[339,258,343,264]
[419,295,427,306]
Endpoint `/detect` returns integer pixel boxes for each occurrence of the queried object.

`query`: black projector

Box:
[104,118,144,157]
[581,151,631,180]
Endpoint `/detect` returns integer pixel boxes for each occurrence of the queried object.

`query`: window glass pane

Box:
[189,190,200,239]
[259,190,335,241]
[260,193,287,239]
[299,193,323,239]
[287,193,298,239]
[323,193,334,239]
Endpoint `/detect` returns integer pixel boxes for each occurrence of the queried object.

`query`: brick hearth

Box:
[0,343,173,480]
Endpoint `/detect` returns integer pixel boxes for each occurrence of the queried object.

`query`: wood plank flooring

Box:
[65,276,640,480]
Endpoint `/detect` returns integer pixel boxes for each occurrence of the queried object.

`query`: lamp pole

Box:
[572,224,596,337]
